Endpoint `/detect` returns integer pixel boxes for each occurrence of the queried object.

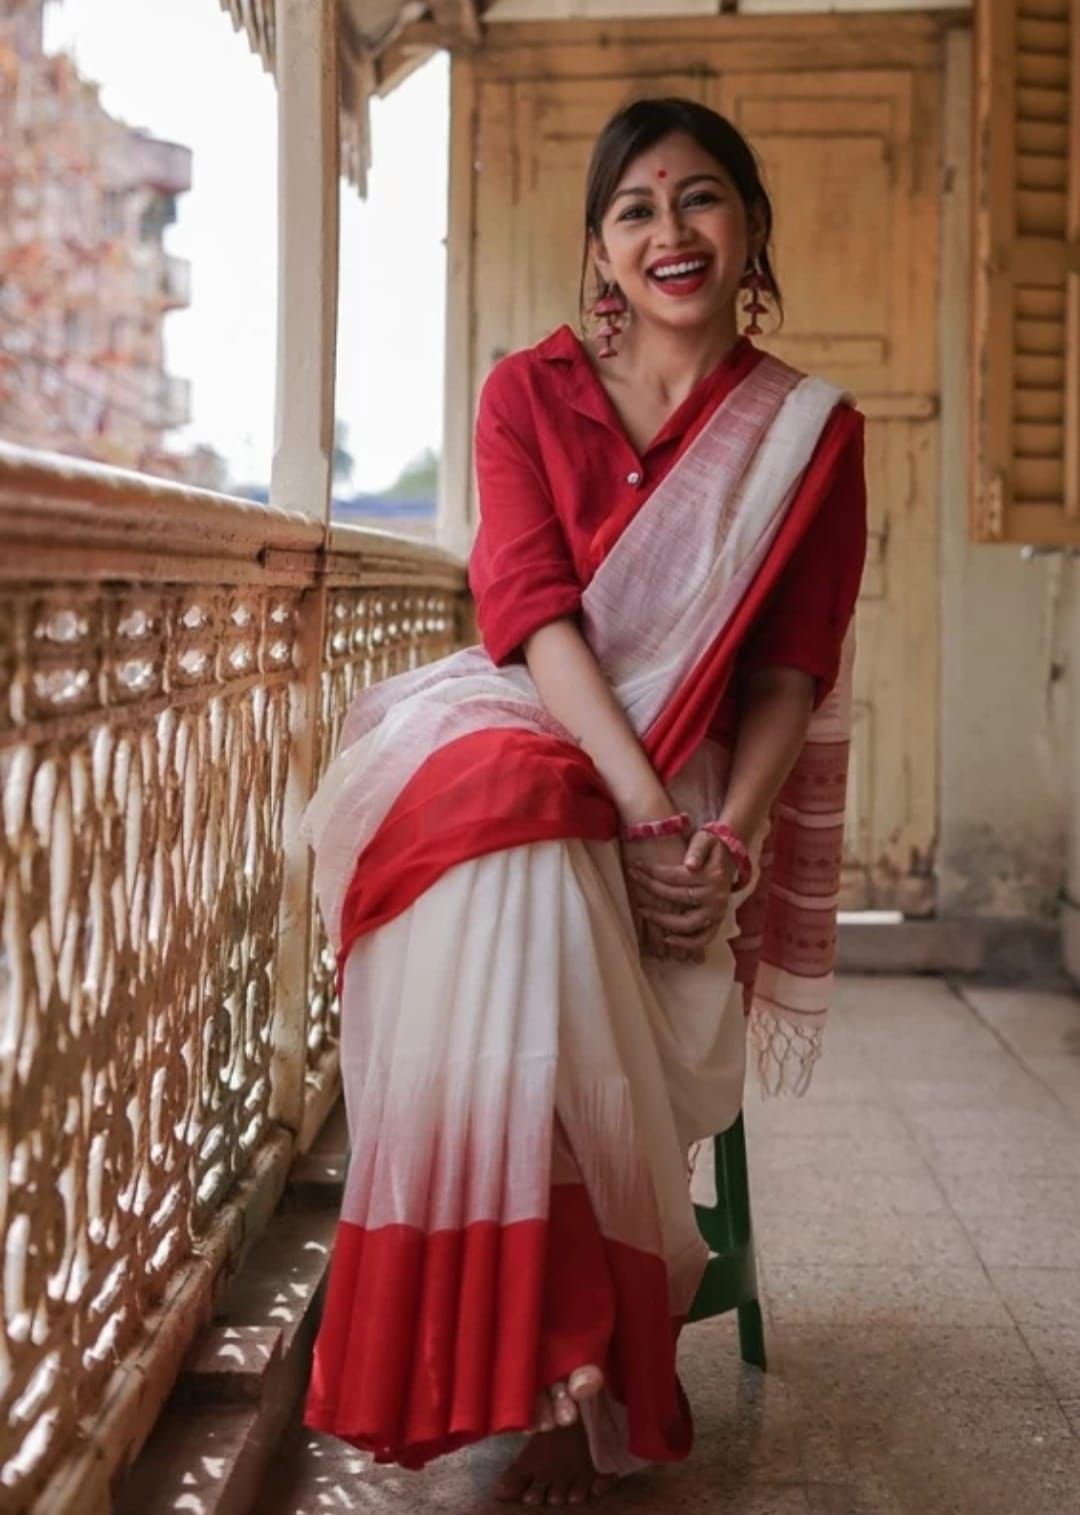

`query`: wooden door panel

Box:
[712,70,924,396]
[712,67,940,911]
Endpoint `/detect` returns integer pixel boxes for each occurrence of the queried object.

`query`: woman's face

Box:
[592,130,759,334]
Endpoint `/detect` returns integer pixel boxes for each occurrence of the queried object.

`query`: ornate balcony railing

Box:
[0,444,469,1513]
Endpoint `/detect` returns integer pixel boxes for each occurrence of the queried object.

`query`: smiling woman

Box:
[303,94,867,1508]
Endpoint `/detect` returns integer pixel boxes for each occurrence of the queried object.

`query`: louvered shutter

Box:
[972,0,1080,543]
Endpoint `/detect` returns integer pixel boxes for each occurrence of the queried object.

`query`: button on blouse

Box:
[468,323,867,742]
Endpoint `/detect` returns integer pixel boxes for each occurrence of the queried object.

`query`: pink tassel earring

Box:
[593,282,627,359]
[740,259,768,336]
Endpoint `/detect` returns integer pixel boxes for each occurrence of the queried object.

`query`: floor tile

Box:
[761,1263,1015,1332]
[987,1265,1080,1334]
[959,986,1080,1057]
[900,1104,1074,1142]
[744,1101,911,1141]
[1005,1326,1080,1399]
[748,1132,930,1178]
[751,1169,948,1219]
[912,1129,1080,1177]
[754,1211,979,1269]
[805,1481,905,1515]
[1020,1054,1080,1119]
[958,1210,1080,1269]
[881,1069,1060,1114]
[777,1322,1050,1403]
[785,1390,1075,1481]
[936,1172,1080,1218]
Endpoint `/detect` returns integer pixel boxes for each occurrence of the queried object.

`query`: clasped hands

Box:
[620,827,737,964]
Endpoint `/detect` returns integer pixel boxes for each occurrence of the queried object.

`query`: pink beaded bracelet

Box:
[619,811,691,843]
[702,821,753,889]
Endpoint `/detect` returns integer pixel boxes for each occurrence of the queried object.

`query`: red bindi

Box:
[656,168,668,179]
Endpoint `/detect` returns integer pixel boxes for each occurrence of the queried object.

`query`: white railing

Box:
[0,443,469,1513]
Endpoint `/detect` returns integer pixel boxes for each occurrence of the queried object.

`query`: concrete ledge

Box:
[837,917,1063,984]
[114,1108,347,1515]
[32,1132,296,1515]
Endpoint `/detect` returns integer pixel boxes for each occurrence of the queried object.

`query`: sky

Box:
[42,0,449,492]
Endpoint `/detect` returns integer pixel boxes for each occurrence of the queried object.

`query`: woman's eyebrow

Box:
[611,173,725,202]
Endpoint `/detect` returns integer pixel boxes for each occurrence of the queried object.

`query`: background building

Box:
[0,0,224,484]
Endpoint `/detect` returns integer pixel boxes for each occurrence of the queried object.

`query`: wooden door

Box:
[455,17,945,912]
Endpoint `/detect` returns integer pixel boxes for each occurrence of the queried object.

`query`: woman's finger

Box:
[628,871,728,908]
[643,921,668,960]
[641,905,718,934]
[663,936,708,963]
[628,860,728,885]
[682,829,716,873]
[665,920,722,945]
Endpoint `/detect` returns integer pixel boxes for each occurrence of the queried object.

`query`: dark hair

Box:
[579,96,783,332]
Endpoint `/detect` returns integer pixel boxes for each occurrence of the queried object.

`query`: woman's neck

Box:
[613,311,742,406]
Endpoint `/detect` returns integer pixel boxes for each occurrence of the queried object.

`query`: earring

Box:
[593,282,627,359]
[739,259,768,336]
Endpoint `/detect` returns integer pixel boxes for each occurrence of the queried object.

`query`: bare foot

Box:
[531,1365,604,1432]
[494,1421,617,1506]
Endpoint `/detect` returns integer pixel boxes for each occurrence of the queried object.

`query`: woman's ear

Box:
[589,233,613,288]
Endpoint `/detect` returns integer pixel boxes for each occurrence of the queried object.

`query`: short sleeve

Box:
[738,406,868,707]
[468,359,584,667]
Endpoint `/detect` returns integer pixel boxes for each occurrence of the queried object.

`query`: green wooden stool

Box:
[687,1110,767,1369]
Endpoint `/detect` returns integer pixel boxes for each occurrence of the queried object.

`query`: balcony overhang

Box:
[216,1,486,194]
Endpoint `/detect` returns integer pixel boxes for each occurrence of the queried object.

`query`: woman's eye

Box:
[684,192,720,208]
[618,204,651,221]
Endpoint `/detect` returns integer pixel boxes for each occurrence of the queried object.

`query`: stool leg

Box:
[717,1114,767,1371]
[738,1297,767,1370]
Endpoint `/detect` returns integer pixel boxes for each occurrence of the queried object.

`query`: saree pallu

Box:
[301,352,859,1473]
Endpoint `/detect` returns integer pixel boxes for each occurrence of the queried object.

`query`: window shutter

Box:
[971,0,1080,543]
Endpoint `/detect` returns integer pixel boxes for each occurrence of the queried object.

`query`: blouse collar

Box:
[534,323,757,453]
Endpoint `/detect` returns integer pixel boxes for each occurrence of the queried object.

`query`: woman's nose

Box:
[654,204,689,244]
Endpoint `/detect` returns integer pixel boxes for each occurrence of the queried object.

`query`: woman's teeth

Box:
[651,259,708,281]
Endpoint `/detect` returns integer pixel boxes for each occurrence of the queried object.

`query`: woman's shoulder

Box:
[479,324,582,413]
[826,394,865,439]
[755,350,865,442]
[481,325,581,396]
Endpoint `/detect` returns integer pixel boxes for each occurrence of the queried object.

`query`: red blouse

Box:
[468,324,867,741]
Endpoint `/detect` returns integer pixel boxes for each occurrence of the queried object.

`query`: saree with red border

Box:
[301,351,863,1473]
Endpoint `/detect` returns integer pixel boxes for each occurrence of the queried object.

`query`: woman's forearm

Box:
[521,616,672,823]
[718,666,817,842]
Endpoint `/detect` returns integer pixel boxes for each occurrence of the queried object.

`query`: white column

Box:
[270,0,340,521]
[437,54,477,560]
[270,0,339,1140]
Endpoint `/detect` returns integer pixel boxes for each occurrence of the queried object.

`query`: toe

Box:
[493,1472,529,1504]
[549,1382,578,1427]
[522,1480,547,1506]
[567,1481,590,1505]
[545,1481,568,1506]
[532,1391,556,1433]
[589,1475,616,1501]
[567,1365,604,1402]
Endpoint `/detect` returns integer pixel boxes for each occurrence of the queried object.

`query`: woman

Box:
[302,97,867,1505]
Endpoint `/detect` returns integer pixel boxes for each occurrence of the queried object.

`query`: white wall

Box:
[937,25,1068,925]
[1063,567,1080,976]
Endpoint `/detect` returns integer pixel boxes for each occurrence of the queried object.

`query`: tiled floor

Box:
[263,976,1080,1514]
